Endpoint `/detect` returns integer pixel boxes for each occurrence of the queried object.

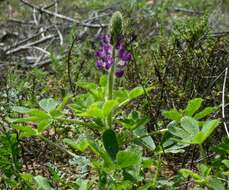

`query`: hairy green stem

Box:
[40,136,76,157]
[152,154,162,188]
[199,144,207,164]
[106,47,116,128]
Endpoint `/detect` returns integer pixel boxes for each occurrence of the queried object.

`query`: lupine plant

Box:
[7,11,227,190]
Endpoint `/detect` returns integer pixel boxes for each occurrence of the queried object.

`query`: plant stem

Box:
[106,47,116,128]
[199,144,207,164]
[152,153,162,188]
[40,136,76,157]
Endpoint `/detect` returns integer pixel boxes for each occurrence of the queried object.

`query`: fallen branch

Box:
[20,0,108,28]
[5,35,54,55]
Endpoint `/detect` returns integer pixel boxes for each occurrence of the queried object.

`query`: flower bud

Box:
[109,11,123,45]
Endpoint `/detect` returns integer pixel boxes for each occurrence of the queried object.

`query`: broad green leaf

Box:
[102,100,118,117]
[116,151,140,168]
[77,81,97,90]
[12,125,38,138]
[34,176,55,190]
[180,116,199,137]
[99,75,107,87]
[79,103,103,118]
[185,98,203,116]
[28,109,50,119]
[168,121,189,138]
[102,129,119,161]
[192,132,205,144]
[87,140,113,167]
[37,120,51,132]
[39,98,59,113]
[198,164,211,177]
[207,176,225,190]
[179,169,202,181]
[63,138,89,152]
[129,87,145,99]
[162,109,182,121]
[113,89,129,102]
[76,179,89,190]
[10,117,42,123]
[194,107,217,120]
[12,106,30,113]
[201,119,220,140]
[222,159,229,168]
[20,172,34,182]
[134,125,155,150]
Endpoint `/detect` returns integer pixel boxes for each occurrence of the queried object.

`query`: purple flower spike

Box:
[95,34,132,78]
[115,70,124,78]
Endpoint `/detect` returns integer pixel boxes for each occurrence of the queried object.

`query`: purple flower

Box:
[95,34,132,78]
[97,34,111,44]
[116,37,124,49]
[115,70,124,78]
[117,60,127,68]
[119,48,132,62]
[96,60,105,69]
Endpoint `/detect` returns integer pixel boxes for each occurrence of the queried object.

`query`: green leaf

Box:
[34,176,55,190]
[201,119,220,141]
[134,125,155,150]
[198,164,211,177]
[129,87,145,99]
[222,159,229,168]
[179,169,202,181]
[192,132,205,144]
[87,140,113,168]
[57,95,72,111]
[116,151,140,168]
[79,103,103,118]
[39,98,59,113]
[99,75,107,87]
[37,120,51,133]
[28,109,50,119]
[162,109,182,121]
[207,176,225,190]
[168,121,189,139]
[12,125,37,138]
[102,100,118,117]
[180,116,199,137]
[102,129,119,161]
[76,179,89,190]
[185,98,203,116]
[12,106,30,113]
[63,138,89,152]
[77,81,97,90]
[194,107,217,120]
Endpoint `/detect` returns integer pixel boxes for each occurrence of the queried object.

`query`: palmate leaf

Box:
[116,151,140,168]
[162,109,182,121]
[168,116,220,145]
[194,106,217,120]
[185,98,203,116]
[180,116,199,138]
[134,125,156,150]
[102,100,119,117]
[39,98,59,113]
[34,176,55,190]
